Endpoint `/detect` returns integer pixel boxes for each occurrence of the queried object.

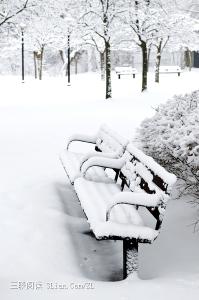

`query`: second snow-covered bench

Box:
[115,66,138,79]
[74,144,177,279]
[159,65,182,76]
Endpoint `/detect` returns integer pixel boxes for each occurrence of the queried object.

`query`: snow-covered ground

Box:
[0,70,199,300]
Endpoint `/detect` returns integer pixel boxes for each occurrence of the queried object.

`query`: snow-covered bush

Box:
[136,90,199,204]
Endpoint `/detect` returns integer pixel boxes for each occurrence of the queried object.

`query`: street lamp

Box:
[60,14,72,86]
[20,23,26,83]
[67,32,71,86]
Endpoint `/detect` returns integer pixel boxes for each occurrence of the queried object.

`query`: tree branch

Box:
[0,0,30,27]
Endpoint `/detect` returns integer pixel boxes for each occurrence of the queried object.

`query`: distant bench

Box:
[61,131,176,279]
[115,66,138,79]
[159,66,182,76]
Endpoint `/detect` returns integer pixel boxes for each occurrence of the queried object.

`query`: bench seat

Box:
[74,177,158,241]
[60,150,109,183]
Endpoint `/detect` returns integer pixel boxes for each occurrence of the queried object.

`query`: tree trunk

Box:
[188,50,193,71]
[75,59,78,74]
[141,41,148,92]
[105,41,112,99]
[100,51,105,81]
[155,40,162,83]
[33,51,37,79]
[147,44,152,72]
[35,46,45,80]
[38,46,44,80]
[184,49,193,71]
[59,49,68,76]
[59,50,65,64]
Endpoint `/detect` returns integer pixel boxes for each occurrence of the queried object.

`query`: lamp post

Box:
[20,23,26,83]
[60,13,72,85]
[67,33,71,86]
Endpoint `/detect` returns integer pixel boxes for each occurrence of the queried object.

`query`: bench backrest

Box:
[95,124,128,158]
[120,144,176,229]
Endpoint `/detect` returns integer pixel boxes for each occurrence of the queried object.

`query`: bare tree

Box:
[80,0,125,99]
[0,0,30,27]
[123,0,154,91]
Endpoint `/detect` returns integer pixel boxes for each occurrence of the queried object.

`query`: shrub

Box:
[136,90,199,205]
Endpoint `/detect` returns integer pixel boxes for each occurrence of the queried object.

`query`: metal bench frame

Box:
[72,146,176,279]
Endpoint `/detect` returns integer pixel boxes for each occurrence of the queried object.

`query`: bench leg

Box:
[114,169,119,182]
[118,74,120,79]
[123,239,138,279]
[133,74,135,78]
[178,72,180,76]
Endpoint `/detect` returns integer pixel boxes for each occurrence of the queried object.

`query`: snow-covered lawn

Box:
[0,70,199,299]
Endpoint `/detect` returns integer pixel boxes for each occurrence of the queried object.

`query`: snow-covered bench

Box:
[60,124,128,184]
[159,66,182,76]
[74,144,177,279]
[115,66,138,79]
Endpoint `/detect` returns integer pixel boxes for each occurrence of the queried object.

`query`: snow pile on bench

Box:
[81,155,126,176]
[96,124,128,157]
[127,144,177,187]
[115,66,138,75]
[74,144,176,240]
[60,124,128,183]
[159,66,181,73]
[60,151,109,183]
[74,177,159,241]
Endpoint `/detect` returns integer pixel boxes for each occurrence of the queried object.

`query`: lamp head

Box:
[20,23,26,31]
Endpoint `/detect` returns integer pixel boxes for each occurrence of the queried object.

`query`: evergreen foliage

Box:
[137,90,199,203]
